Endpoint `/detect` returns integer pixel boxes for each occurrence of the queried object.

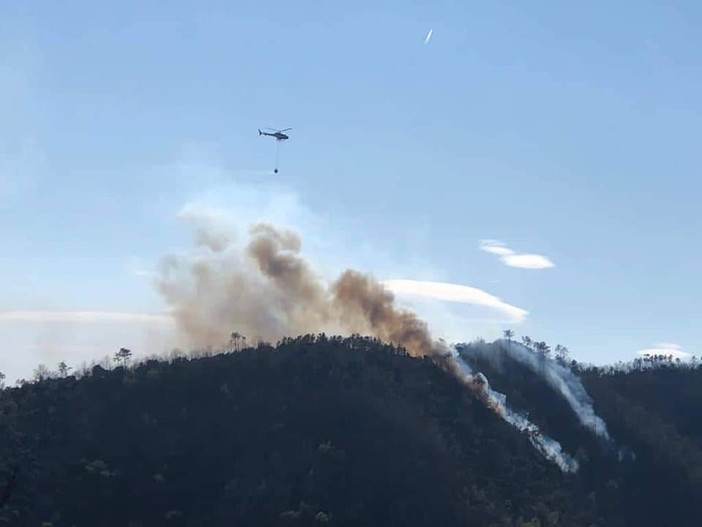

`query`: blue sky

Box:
[1,1,701,381]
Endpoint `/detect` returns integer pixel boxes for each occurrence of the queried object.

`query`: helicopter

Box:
[258,128,291,141]
[258,128,292,173]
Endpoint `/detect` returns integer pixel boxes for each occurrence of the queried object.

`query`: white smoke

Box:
[446,347,579,473]
[460,340,611,442]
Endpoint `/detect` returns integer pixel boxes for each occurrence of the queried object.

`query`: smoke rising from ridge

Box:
[156,212,579,472]
[156,217,438,357]
[459,340,611,442]
[445,348,579,473]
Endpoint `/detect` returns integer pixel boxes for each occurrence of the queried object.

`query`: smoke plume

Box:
[458,340,611,442]
[157,218,439,357]
[445,348,579,473]
[156,214,580,472]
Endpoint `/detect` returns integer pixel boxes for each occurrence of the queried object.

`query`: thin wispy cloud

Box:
[480,239,555,269]
[0,311,173,325]
[424,29,433,45]
[635,342,692,360]
[479,239,515,256]
[501,254,555,270]
[382,279,528,323]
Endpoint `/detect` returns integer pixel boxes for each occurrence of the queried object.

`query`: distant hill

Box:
[0,334,700,526]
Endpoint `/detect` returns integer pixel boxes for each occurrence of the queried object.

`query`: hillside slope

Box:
[0,335,593,526]
[0,335,700,526]
[457,339,702,527]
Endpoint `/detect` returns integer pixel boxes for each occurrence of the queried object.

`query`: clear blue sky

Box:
[1,1,700,381]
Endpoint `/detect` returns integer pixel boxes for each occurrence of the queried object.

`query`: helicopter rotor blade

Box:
[260,127,292,133]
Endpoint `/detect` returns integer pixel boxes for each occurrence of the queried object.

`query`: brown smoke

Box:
[331,270,437,356]
[156,219,441,357]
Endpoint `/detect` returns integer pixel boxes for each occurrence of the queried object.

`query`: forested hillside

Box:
[0,334,700,526]
[457,339,702,527]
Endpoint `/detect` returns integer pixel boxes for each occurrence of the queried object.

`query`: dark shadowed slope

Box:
[0,335,593,527]
[457,339,702,527]
[581,366,702,527]
[2,335,702,526]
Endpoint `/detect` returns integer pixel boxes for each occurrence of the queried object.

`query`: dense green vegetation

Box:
[0,334,700,526]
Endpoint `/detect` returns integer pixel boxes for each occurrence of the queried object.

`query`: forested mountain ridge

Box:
[0,334,700,526]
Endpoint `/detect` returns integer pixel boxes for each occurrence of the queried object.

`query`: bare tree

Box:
[230,332,247,352]
[230,332,241,352]
[58,361,72,378]
[503,329,515,345]
[555,345,570,366]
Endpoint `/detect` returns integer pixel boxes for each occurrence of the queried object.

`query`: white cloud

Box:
[635,342,692,360]
[0,310,173,325]
[382,279,528,323]
[501,253,555,269]
[479,239,515,256]
[480,239,554,269]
